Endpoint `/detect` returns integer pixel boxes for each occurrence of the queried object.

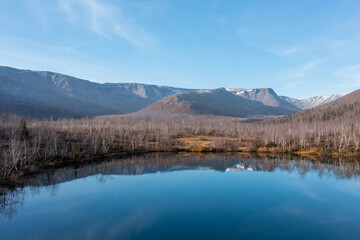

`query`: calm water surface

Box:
[1,154,360,240]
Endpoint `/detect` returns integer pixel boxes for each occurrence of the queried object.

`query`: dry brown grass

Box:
[1,111,360,178]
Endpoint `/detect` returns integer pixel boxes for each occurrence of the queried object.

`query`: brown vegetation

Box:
[1,97,360,180]
[1,89,359,180]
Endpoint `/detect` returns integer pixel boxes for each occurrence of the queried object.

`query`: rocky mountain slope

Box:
[0,66,345,119]
[133,88,300,119]
[227,88,300,111]
[274,89,360,123]
[227,88,345,110]
[0,66,194,118]
[280,93,347,110]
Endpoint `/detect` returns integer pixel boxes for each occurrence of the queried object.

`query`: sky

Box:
[1,0,360,99]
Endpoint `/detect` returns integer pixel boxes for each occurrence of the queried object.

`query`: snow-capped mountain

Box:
[280,94,347,110]
[227,88,346,110]
[225,163,254,172]
[279,89,360,124]
[133,88,300,119]
[226,88,300,111]
[0,66,347,118]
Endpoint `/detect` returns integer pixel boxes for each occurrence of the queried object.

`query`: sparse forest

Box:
[1,100,360,180]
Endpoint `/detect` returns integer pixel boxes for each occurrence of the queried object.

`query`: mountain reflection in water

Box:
[1,153,360,221]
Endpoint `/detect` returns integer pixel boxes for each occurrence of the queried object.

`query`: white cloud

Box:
[267,46,301,57]
[284,79,305,89]
[0,34,130,83]
[26,0,51,27]
[236,25,252,35]
[58,0,155,48]
[59,0,76,22]
[287,60,324,79]
[335,64,360,88]
[280,47,299,56]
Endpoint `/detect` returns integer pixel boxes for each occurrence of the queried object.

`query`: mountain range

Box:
[226,88,347,110]
[277,88,360,124]
[133,88,300,119]
[280,93,347,110]
[0,66,346,119]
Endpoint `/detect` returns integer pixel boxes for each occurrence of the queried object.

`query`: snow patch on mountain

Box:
[281,93,348,110]
[225,163,254,172]
[227,87,347,110]
[226,88,252,96]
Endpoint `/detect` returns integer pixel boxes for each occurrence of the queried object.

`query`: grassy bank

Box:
[1,114,360,179]
[1,134,359,187]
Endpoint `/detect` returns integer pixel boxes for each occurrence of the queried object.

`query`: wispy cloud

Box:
[284,79,305,89]
[58,0,77,22]
[235,25,252,36]
[0,34,128,83]
[335,64,360,88]
[268,46,301,57]
[280,47,299,56]
[287,60,324,79]
[58,0,155,48]
[26,0,51,27]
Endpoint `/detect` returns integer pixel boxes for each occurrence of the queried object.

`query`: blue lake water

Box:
[1,154,360,239]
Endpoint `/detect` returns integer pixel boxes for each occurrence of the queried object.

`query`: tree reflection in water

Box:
[1,153,360,220]
[0,188,25,220]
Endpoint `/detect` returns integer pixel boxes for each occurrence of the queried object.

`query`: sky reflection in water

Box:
[1,154,360,240]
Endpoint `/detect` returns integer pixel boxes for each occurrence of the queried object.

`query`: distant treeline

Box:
[0,109,360,178]
[271,100,360,123]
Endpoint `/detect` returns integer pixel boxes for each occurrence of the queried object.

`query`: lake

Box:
[1,154,360,239]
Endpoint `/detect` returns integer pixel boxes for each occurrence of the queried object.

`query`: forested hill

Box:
[272,89,359,123]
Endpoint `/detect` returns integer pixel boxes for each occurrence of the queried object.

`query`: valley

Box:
[2,1,360,239]
[0,66,344,119]
[0,66,358,182]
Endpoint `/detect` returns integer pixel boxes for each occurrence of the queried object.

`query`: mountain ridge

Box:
[132,88,301,119]
[0,66,195,118]
[280,93,347,110]
[271,89,360,124]
[0,65,345,119]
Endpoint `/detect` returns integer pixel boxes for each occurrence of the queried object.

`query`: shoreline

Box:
[1,149,359,189]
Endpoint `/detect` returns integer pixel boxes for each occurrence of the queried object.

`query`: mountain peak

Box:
[226,87,299,111]
[133,87,300,119]
[0,65,346,119]
[281,93,347,110]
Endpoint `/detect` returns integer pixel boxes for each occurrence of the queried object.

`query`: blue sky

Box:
[0,0,360,98]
